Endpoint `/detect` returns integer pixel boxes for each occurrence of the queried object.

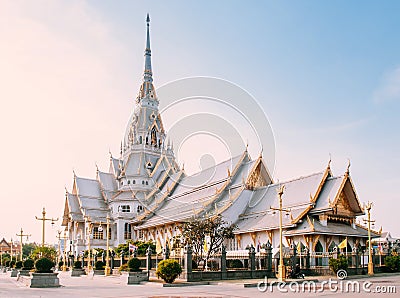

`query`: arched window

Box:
[139,136,142,144]
[133,180,136,184]
[124,223,132,239]
[151,127,157,146]
[128,180,131,185]
[328,241,336,252]
[146,181,149,185]
[315,241,324,266]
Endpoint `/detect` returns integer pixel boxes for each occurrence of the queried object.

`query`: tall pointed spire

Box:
[137,13,156,102]
[144,13,152,83]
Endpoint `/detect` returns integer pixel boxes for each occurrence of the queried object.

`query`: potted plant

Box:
[9,260,18,277]
[71,260,86,277]
[127,257,148,285]
[29,257,60,288]
[156,259,182,284]
[93,260,105,275]
[15,261,23,269]
[19,259,34,276]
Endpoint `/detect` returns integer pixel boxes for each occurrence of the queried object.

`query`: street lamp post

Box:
[270,185,290,282]
[56,231,61,267]
[63,231,68,271]
[85,216,93,272]
[35,207,59,247]
[105,214,111,276]
[363,202,375,275]
[56,230,68,271]
[16,228,31,262]
[10,238,13,264]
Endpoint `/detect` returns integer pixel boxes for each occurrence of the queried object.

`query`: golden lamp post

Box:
[85,216,93,272]
[35,207,59,247]
[16,228,31,262]
[270,185,290,282]
[10,238,13,263]
[57,230,68,271]
[104,214,111,276]
[363,201,375,275]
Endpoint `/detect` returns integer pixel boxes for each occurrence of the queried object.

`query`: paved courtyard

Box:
[0,271,399,298]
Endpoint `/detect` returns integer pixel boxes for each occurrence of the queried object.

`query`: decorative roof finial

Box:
[346,158,351,175]
[328,153,332,169]
[136,13,155,102]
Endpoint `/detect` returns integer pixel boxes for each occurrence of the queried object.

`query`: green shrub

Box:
[35,258,54,273]
[73,261,82,269]
[15,261,23,269]
[227,259,244,268]
[384,256,400,272]
[5,260,10,267]
[127,257,141,272]
[118,263,129,272]
[22,259,34,270]
[94,260,105,270]
[58,261,64,268]
[329,255,348,273]
[156,259,182,283]
[9,260,15,268]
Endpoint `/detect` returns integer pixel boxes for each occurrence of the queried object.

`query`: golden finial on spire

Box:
[345,158,351,175]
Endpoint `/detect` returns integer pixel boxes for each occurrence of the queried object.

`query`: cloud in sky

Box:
[373,66,400,103]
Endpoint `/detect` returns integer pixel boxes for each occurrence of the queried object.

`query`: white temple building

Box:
[62,15,379,258]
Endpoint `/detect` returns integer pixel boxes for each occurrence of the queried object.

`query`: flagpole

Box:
[299,244,302,268]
